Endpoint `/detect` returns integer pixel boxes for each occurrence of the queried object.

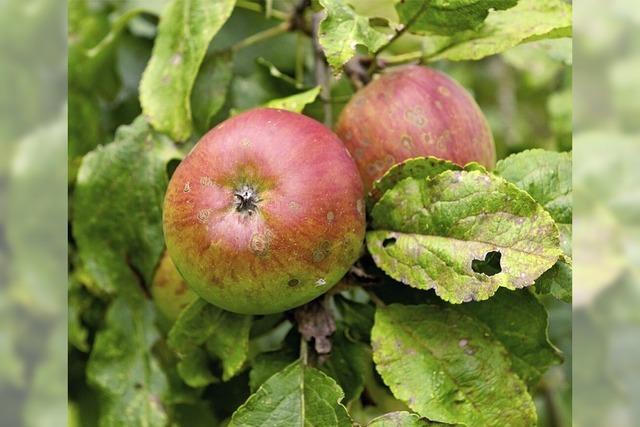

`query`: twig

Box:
[236,0,289,21]
[373,2,429,56]
[289,0,312,35]
[366,289,386,308]
[380,50,424,65]
[300,336,309,365]
[311,12,332,126]
[230,21,290,53]
[343,56,372,89]
[366,2,430,76]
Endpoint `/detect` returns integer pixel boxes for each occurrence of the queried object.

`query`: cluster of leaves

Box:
[68,0,572,426]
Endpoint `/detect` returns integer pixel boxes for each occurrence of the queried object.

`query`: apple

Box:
[151,250,197,322]
[336,65,496,192]
[163,108,366,315]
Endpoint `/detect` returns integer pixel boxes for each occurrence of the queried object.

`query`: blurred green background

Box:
[573,0,640,426]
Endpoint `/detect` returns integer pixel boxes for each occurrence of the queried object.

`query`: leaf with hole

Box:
[318,0,389,75]
[367,170,562,303]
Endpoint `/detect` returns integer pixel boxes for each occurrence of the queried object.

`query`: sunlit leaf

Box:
[139,0,236,141]
[367,170,562,303]
[229,361,352,427]
[372,303,537,426]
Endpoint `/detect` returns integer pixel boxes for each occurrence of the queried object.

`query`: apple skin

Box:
[163,108,366,315]
[336,65,496,192]
[151,250,197,323]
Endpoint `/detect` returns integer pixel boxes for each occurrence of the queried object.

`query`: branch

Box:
[236,0,289,21]
[373,2,429,56]
[230,21,290,53]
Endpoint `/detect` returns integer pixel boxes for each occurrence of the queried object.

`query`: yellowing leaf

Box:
[367,170,562,303]
[264,86,321,113]
[372,304,537,426]
[319,0,389,75]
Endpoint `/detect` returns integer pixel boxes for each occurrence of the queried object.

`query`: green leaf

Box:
[191,52,234,134]
[68,89,104,181]
[367,170,562,303]
[68,0,120,98]
[68,279,90,352]
[169,299,251,382]
[229,360,352,427]
[495,149,572,303]
[456,288,562,386]
[495,149,572,224]
[177,347,218,388]
[368,156,485,211]
[425,0,572,62]
[318,0,389,75]
[139,0,236,141]
[249,351,297,393]
[397,0,517,36]
[334,295,375,341]
[85,8,145,59]
[206,315,252,381]
[72,117,180,296]
[534,260,572,303]
[263,86,321,113]
[87,297,168,427]
[368,411,457,426]
[372,304,536,426]
[319,328,370,403]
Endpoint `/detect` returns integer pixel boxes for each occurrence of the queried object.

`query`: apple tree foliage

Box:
[68,0,572,426]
